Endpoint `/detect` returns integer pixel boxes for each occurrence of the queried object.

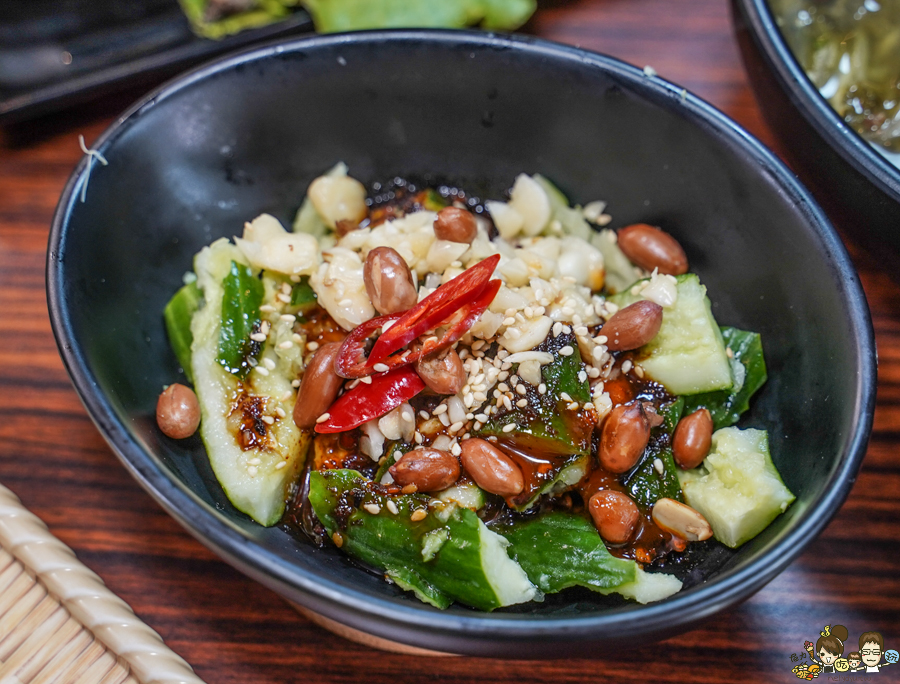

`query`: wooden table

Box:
[1,1,897,681]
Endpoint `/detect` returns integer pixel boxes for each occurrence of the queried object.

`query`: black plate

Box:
[731,0,900,263]
[47,30,876,656]
[0,0,312,124]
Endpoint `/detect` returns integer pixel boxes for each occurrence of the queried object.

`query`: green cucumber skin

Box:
[216,260,265,378]
[309,469,524,611]
[475,332,593,510]
[683,327,767,429]
[163,281,201,384]
[611,274,733,395]
[497,512,636,594]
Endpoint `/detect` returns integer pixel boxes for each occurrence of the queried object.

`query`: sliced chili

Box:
[333,312,402,379]
[368,254,500,364]
[315,366,425,434]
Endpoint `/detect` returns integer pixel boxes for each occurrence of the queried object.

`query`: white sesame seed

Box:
[451,443,462,456]
[473,421,483,430]
[498,371,509,381]
[559,345,574,357]
[726,347,734,359]
[260,304,276,313]
[373,363,390,373]
[622,360,633,373]
[552,321,563,338]
[583,402,593,410]
[315,412,330,424]
[280,314,297,323]
[516,399,528,408]
[503,317,517,327]
[538,383,547,394]
[516,385,527,396]
[386,500,399,515]
[506,328,521,339]
[592,346,605,360]
[578,370,588,383]
[360,376,372,384]
[560,392,572,402]
[574,326,589,337]
[588,367,601,378]
[419,410,430,420]
[363,503,381,515]
[293,333,303,343]
[275,407,286,418]
[278,340,294,350]
[653,458,664,475]
[338,298,354,307]
[281,390,293,401]
[503,396,513,410]
[306,341,320,351]
[292,379,301,387]
[263,357,276,370]
[281,282,292,294]
[449,421,464,432]
[255,366,270,376]
[250,333,267,342]
[473,391,487,402]
[247,466,258,477]
[567,402,579,410]
[248,458,261,465]
[634,365,645,378]
[262,415,275,425]
[433,404,448,415]
[562,325,572,334]
[277,293,291,303]
[502,423,516,433]
[501,362,512,371]
[275,461,287,470]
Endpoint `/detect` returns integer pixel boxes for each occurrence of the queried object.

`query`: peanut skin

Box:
[293,342,344,429]
[599,402,651,473]
[617,223,688,275]
[363,246,418,315]
[459,438,524,497]
[434,207,478,244]
[589,490,641,544]
[157,383,200,439]
[672,408,714,469]
[415,348,465,395]
[600,300,663,351]
[389,448,460,492]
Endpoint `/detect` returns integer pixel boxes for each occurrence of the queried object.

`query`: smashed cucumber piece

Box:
[678,428,794,548]
[163,280,201,384]
[308,469,538,611]
[436,482,486,511]
[683,327,767,430]
[476,332,593,511]
[611,274,733,396]
[191,239,307,526]
[497,512,681,603]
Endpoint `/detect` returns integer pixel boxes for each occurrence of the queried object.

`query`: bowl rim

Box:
[734,0,900,203]
[46,28,877,652]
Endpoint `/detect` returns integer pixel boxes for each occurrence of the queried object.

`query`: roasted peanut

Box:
[617,223,689,276]
[651,497,713,541]
[599,402,651,473]
[459,438,524,497]
[389,448,460,492]
[157,383,200,439]
[433,206,478,244]
[415,348,465,395]
[589,490,641,544]
[672,408,714,469]
[293,342,344,429]
[600,300,663,351]
[363,246,418,315]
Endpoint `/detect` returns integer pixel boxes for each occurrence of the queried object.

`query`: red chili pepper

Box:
[315,366,425,434]
[415,278,501,358]
[368,254,500,364]
[333,312,402,379]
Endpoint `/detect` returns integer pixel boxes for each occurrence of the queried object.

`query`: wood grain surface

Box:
[1,0,898,682]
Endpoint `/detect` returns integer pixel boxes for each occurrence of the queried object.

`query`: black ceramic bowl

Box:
[48,30,876,657]
[732,0,900,261]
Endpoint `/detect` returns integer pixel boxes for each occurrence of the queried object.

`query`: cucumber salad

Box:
[158,165,795,611]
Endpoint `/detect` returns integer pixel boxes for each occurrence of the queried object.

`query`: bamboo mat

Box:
[0,483,206,684]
